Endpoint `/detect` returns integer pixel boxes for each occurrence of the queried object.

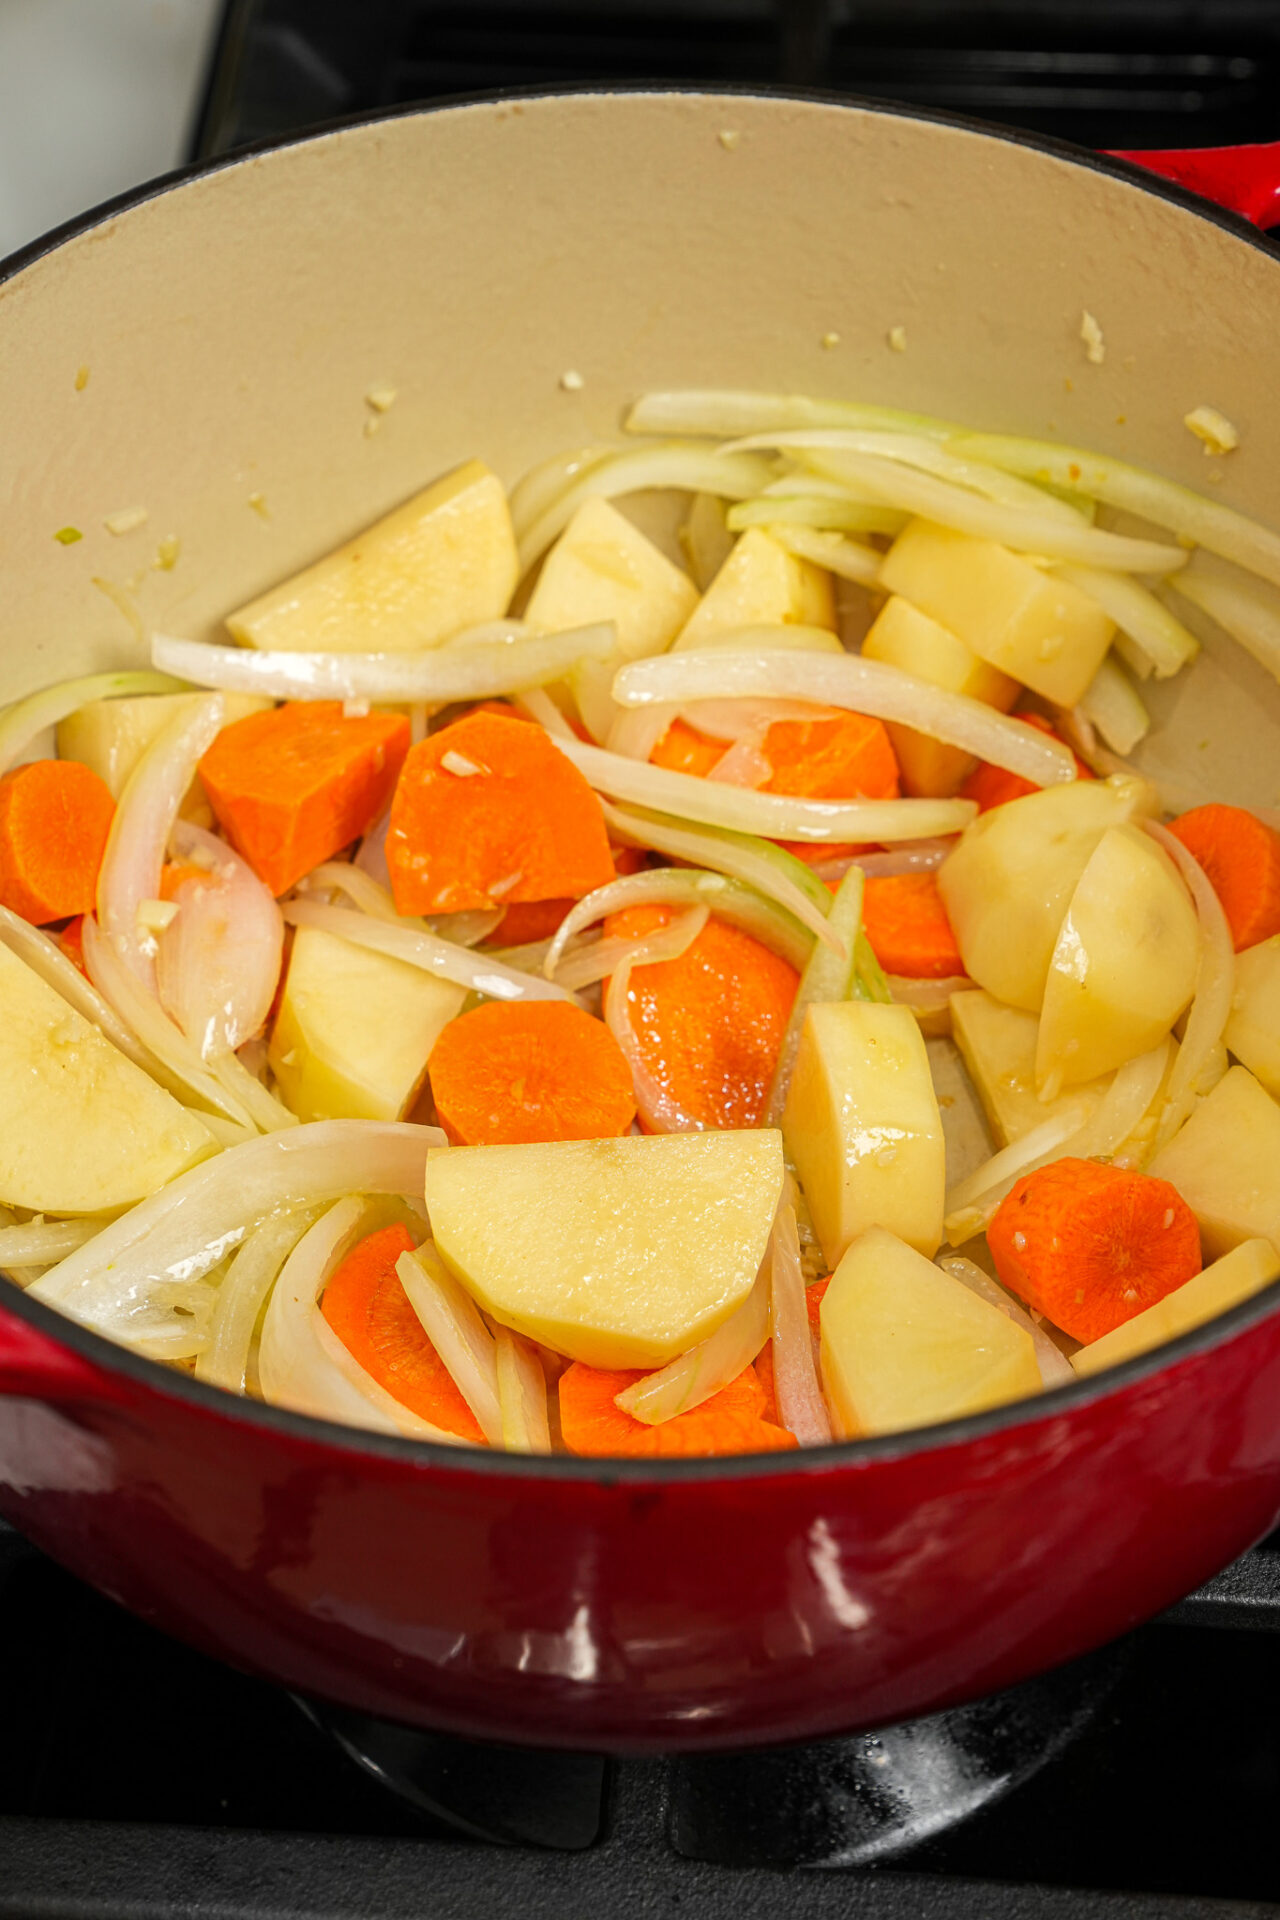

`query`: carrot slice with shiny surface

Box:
[0,759,115,925]
[958,714,1093,813]
[559,1360,795,1455]
[861,872,965,980]
[604,903,799,1129]
[650,717,724,779]
[321,1222,486,1442]
[428,999,636,1145]
[1166,803,1280,952]
[988,1157,1202,1343]
[200,701,409,897]
[386,711,614,915]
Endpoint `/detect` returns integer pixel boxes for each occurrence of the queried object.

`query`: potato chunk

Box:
[674,527,835,647]
[0,945,214,1214]
[879,519,1115,706]
[937,777,1138,1012]
[1224,935,1280,1098]
[525,496,697,662]
[1149,1065,1280,1257]
[861,595,1018,796]
[422,1130,784,1368]
[820,1227,1040,1436]
[1071,1238,1280,1376]
[227,459,518,653]
[268,926,465,1124]
[1037,824,1198,1090]
[781,1002,944,1267]
[57,692,272,800]
[950,988,1108,1146]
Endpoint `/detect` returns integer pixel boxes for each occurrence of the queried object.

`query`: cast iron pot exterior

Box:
[1,92,1280,1751]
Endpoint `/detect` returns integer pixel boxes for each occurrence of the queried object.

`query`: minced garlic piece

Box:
[1184,405,1239,456]
[887,325,907,353]
[247,491,270,519]
[717,129,741,150]
[559,369,585,392]
[441,751,481,777]
[1080,311,1105,364]
[104,506,148,536]
[821,331,840,350]
[136,899,179,933]
[153,535,181,571]
[365,383,397,413]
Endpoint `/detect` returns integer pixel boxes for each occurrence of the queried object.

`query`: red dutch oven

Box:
[2,94,1280,1754]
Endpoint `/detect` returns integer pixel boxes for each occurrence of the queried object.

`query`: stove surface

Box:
[2,1516,1280,1918]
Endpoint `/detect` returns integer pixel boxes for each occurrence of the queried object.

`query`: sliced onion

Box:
[300,864,503,949]
[552,906,707,991]
[614,651,1076,788]
[157,821,283,1055]
[282,899,577,1003]
[775,447,1187,573]
[1144,822,1235,1151]
[624,390,958,442]
[396,1244,503,1445]
[543,869,813,979]
[951,432,1280,591]
[605,930,709,1134]
[888,973,969,1013]
[512,685,578,740]
[0,1217,105,1269]
[495,1326,553,1452]
[769,1197,833,1445]
[1074,1037,1173,1162]
[707,734,773,788]
[0,669,186,776]
[1055,564,1199,678]
[937,1256,1073,1388]
[509,444,614,537]
[0,904,159,1077]
[354,808,392,887]
[196,1204,321,1394]
[615,1260,771,1423]
[152,625,616,704]
[943,1100,1095,1246]
[679,697,840,742]
[259,1198,462,1441]
[29,1120,442,1355]
[1076,656,1150,756]
[555,732,975,843]
[1171,565,1280,684]
[813,841,954,882]
[600,801,838,952]
[761,523,884,584]
[607,702,680,762]
[514,443,776,572]
[97,694,226,987]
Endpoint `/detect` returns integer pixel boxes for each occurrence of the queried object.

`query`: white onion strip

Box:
[813,841,953,882]
[0,905,162,1077]
[158,821,284,1055]
[97,694,225,987]
[1075,1040,1172,1162]
[761,523,884,585]
[1055,564,1199,678]
[614,649,1075,788]
[1171,566,1280,683]
[282,899,577,1003]
[679,696,838,742]
[615,1261,771,1424]
[938,1256,1073,1388]
[29,1121,442,1354]
[152,626,616,704]
[554,732,974,843]
[769,1198,832,1445]
[509,444,614,536]
[544,870,813,979]
[625,390,959,442]
[0,1218,105,1269]
[196,1205,321,1394]
[604,922,710,1134]
[0,670,186,777]
[944,1101,1095,1246]
[297,864,503,948]
[1144,822,1235,1151]
[396,1244,504,1445]
[552,907,707,992]
[1076,655,1150,756]
[495,1326,553,1452]
[515,443,776,572]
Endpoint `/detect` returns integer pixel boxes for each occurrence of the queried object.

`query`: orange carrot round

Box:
[321,1222,485,1442]
[959,714,1093,813]
[762,711,899,802]
[988,1157,1202,1343]
[559,1360,795,1456]
[861,872,965,979]
[200,701,409,897]
[651,717,725,779]
[0,759,115,925]
[386,711,615,915]
[1166,803,1280,952]
[490,897,576,945]
[604,904,799,1129]
[428,999,636,1145]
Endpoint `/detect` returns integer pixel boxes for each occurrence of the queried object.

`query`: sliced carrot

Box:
[321,1222,485,1443]
[610,845,649,878]
[58,914,87,976]
[805,1275,831,1334]
[605,903,799,1128]
[200,701,409,897]
[0,759,115,925]
[860,872,965,979]
[753,1341,780,1424]
[762,712,900,802]
[428,1000,636,1145]
[386,711,615,915]
[559,1360,796,1456]
[988,1156,1202,1343]
[491,897,576,944]
[651,717,724,779]
[958,714,1094,813]
[1166,803,1280,952]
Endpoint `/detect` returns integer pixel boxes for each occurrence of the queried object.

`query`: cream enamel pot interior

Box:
[2,92,1280,1753]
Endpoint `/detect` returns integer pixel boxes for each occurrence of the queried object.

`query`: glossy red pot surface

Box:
[2,93,1280,1752]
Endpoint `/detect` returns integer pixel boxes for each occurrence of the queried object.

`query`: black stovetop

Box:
[2,1513,1280,1919]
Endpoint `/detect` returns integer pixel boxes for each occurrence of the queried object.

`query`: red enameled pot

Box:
[2,95,1280,1753]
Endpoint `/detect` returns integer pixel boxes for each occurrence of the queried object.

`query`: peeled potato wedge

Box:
[1071,1238,1280,1376]
[949,988,1109,1147]
[57,692,273,800]
[1148,1065,1280,1258]
[861,594,1019,797]
[673,527,835,647]
[1223,934,1280,1098]
[525,496,697,662]
[227,458,518,653]
[820,1227,1041,1437]
[422,1129,784,1368]
[1036,823,1198,1090]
